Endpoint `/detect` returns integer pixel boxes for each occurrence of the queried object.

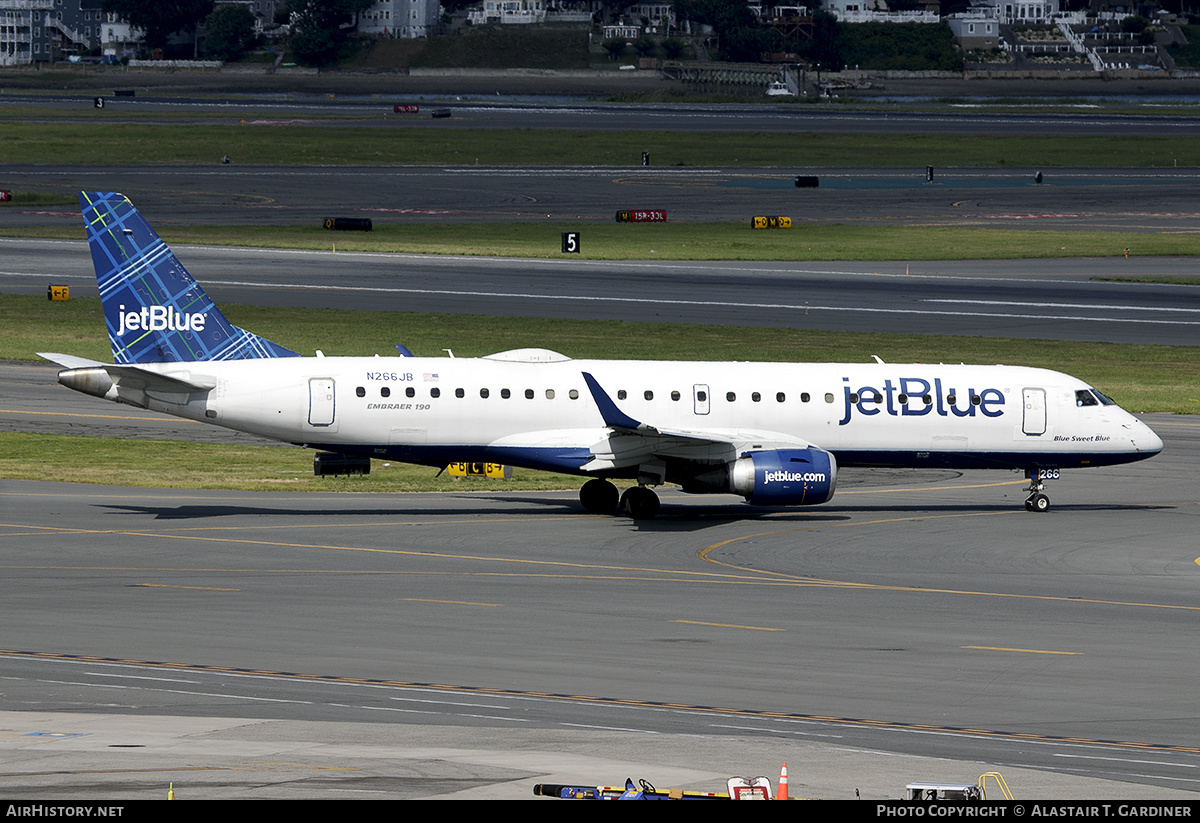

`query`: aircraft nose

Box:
[1135,419,1164,455]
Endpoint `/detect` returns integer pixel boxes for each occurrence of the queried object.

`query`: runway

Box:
[1,412,1197,798]
[7,163,1200,230]
[9,89,1200,135]
[4,239,1200,345]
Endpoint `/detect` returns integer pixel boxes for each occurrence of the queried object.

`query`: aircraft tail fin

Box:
[80,191,298,364]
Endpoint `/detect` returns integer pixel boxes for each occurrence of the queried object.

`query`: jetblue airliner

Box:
[40,192,1163,518]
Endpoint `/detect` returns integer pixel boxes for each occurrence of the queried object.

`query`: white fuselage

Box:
[126,353,1163,476]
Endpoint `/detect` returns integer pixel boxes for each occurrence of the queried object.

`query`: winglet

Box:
[79,191,299,364]
[582,372,651,432]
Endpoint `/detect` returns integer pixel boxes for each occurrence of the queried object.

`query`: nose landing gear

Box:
[1023,468,1059,512]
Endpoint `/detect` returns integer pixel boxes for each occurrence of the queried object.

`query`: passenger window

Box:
[872,392,882,403]
[825,393,834,403]
[898,394,908,405]
[455,388,464,398]
[971,394,980,406]
[406,387,415,398]
[356,386,365,397]
[381,387,391,398]
[525,389,534,399]
[726,392,736,402]
[697,391,707,402]
[617,390,627,400]
[569,389,579,399]
[431,388,440,398]
[671,391,680,401]
[780,393,789,403]
[546,389,555,400]
[644,390,654,400]
[947,394,956,405]
[849,393,859,403]
[752,392,761,402]
[480,388,489,398]
[501,388,511,399]
[922,394,932,404]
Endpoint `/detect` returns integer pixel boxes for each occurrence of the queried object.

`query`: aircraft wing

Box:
[580,371,817,472]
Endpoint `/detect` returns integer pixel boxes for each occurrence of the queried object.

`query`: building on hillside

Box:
[822,0,939,22]
[360,0,442,37]
[601,21,639,38]
[1,0,52,64]
[973,0,1061,24]
[626,2,673,31]
[467,0,546,25]
[946,13,1000,49]
[1,0,137,63]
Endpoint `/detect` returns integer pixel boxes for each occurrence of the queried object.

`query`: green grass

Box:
[4,221,1198,261]
[0,191,78,207]
[409,28,591,70]
[1165,25,1200,69]
[4,120,1200,167]
[0,431,585,492]
[5,293,1198,414]
[1091,276,1200,286]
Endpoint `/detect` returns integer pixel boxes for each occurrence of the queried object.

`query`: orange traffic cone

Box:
[777,763,788,800]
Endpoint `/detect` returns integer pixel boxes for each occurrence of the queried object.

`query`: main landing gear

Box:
[619,486,660,520]
[1023,468,1059,512]
[578,479,660,519]
[579,478,619,513]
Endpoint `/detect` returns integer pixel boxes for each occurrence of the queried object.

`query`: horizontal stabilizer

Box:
[103,365,216,393]
[54,362,216,401]
[38,352,105,370]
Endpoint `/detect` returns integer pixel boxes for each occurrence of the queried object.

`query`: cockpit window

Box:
[1075,389,1099,407]
[1092,390,1117,406]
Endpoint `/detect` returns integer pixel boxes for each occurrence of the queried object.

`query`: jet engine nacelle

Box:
[728,448,838,506]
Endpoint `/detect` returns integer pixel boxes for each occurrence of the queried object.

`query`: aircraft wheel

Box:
[580,479,619,513]
[1029,493,1050,513]
[620,486,660,520]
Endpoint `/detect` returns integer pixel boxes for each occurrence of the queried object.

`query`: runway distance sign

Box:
[615,210,666,223]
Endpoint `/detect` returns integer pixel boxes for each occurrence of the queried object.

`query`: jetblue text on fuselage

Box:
[838,376,1005,426]
[116,305,207,336]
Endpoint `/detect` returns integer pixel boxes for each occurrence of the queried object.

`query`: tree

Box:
[674,0,763,61]
[102,0,215,52]
[800,11,844,71]
[661,37,687,59]
[602,38,628,60]
[632,35,658,58]
[203,6,256,61]
[288,0,375,68]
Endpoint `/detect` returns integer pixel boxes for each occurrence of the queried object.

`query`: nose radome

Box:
[1131,418,1164,455]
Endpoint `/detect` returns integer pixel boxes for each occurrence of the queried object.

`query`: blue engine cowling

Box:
[728,448,838,506]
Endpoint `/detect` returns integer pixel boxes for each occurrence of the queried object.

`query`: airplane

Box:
[40,191,1163,519]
